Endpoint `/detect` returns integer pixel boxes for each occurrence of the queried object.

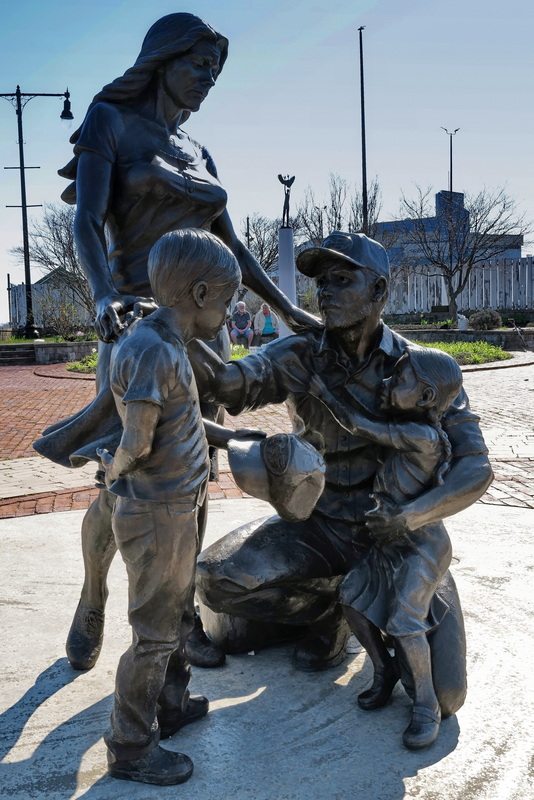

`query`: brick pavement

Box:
[0,355,532,517]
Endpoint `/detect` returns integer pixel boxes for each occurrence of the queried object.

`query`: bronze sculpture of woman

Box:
[35,12,318,671]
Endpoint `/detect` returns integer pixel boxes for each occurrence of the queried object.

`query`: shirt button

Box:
[341,436,347,442]
[344,492,349,498]
[342,465,348,471]
[187,187,193,193]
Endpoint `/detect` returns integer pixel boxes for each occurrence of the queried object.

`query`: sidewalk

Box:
[0,351,533,518]
[1,499,532,799]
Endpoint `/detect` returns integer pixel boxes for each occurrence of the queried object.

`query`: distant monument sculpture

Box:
[34,12,320,684]
[190,231,493,751]
[278,174,295,228]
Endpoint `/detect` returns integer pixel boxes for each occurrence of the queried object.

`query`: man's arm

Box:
[188,339,247,407]
[400,452,493,531]
[204,419,266,449]
[97,400,160,485]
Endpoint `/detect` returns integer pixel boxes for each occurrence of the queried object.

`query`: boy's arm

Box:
[98,400,160,484]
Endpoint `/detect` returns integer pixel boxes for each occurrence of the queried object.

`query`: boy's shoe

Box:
[107,745,193,785]
[158,695,209,739]
[402,706,441,750]
[66,602,104,670]
[185,613,226,668]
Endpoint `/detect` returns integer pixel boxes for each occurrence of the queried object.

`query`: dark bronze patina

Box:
[191,231,493,751]
[34,13,319,684]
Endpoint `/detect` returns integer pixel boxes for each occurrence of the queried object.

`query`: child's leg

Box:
[395,634,440,749]
[105,498,201,762]
[342,604,399,710]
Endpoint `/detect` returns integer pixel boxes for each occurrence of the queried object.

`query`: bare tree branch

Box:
[395,186,531,318]
[10,203,96,319]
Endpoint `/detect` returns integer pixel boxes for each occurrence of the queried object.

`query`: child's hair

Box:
[147,228,241,307]
[404,346,463,486]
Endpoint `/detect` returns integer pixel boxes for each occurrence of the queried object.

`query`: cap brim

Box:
[296,247,363,278]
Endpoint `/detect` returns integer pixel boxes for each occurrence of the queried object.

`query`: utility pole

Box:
[358,26,368,235]
[1,86,73,336]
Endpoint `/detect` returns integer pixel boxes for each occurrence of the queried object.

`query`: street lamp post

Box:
[1,86,73,336]
[358,26,368,236]
[441,127,460,195]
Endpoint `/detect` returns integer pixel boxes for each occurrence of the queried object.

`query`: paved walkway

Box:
[0,351,533,517]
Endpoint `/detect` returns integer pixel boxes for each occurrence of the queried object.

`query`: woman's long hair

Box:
[405,346,463,486]
[59,13,228,202]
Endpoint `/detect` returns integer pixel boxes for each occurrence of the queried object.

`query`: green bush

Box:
[230,344,249,360]
[469,309,502,330]
[412,340,512,365]
[66,349,98,373]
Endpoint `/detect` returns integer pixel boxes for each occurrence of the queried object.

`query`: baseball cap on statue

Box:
[296,231,390,280]
[227,433,325,521]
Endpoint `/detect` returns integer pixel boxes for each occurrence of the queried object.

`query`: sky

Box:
[0,0,533,324]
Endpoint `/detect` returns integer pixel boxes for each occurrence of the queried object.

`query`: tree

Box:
[397,187,531,319]
[10,203,95,319]
[295,173,383,245]
[241,214,285,275]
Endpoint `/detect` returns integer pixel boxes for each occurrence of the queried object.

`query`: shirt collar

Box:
[316,321,396,361]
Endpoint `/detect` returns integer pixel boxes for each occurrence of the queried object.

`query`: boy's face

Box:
[381,357,422,414]
[194,286,235,341]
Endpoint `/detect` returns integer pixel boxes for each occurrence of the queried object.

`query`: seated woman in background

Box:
[254,303,279,345]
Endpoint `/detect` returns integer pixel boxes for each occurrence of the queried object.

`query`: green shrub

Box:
[469,309,502,330]
[230,344,249,360]
[67,349,98,373]
[412,340,512,365]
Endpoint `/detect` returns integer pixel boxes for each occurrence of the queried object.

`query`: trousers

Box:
[105,491,205,760]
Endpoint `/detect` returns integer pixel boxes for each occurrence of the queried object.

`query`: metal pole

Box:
[7,273,12,326]
[15,86,36,334]
[449,134,453,194]
[1,86,72,336]
[358,26,368,235]
[441,127,459,196]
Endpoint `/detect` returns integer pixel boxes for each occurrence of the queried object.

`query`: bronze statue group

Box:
[33,13,492,787]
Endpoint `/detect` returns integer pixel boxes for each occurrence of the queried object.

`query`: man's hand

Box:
[365,494,410,548]
[204,419,266,449]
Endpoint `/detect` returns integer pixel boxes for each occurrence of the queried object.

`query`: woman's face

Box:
[161,40,221,112]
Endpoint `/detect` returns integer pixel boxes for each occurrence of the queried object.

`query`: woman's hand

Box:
[94,294,158,342]
[280,304,322,335]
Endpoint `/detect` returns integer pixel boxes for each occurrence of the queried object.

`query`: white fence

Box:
[385,257,534,315]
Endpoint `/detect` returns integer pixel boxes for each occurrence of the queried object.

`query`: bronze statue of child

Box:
[97,228,246,785]
[308,345,463,749]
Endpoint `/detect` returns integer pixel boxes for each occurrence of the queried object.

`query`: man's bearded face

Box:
[315,260,377,331]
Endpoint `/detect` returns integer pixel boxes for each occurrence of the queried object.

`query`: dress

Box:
[34,102,229,466]
[339,420,452,638]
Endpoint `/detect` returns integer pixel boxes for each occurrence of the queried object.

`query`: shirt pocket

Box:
[112,501,157,568]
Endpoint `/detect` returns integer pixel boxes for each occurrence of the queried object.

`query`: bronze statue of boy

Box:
[97,228,253,785]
